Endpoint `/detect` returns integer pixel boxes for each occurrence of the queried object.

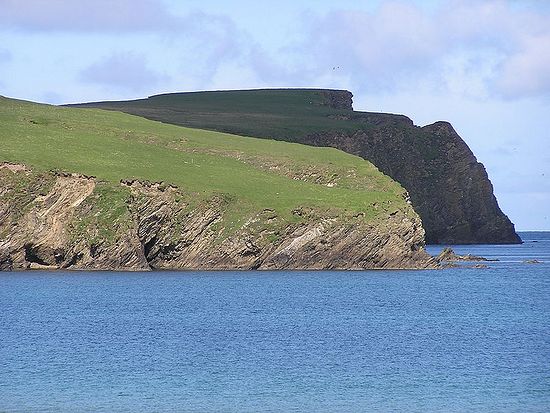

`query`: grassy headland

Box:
[69,88,521,245]
[68,89,413,141]
[0,96,408,224]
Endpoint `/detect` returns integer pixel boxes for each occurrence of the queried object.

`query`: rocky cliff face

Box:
[319,90,353,110]
[0,165,436,271]
[303,115,521,244]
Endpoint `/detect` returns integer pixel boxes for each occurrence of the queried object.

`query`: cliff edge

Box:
[306,116,521,244]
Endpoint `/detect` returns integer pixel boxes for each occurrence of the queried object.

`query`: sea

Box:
[0,232,549,412]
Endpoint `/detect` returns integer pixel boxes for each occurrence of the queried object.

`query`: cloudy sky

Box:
[1,0,549,230]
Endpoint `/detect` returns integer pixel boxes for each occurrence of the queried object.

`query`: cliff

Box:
[0,166,435,271]
[0,97,435,271]
[71,89,520,244]
[305,119,522,244]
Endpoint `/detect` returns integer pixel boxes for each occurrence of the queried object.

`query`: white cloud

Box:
[0,0,175,32]
[293,0,550,99]
[496,34,550,98]
[6,1,548,100]
[80,52,168,92]
[301,3,440,92]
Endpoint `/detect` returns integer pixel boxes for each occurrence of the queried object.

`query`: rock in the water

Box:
[436,247,496,262]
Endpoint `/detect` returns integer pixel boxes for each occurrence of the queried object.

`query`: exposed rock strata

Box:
[319,90,353,110]
[0,166,436,271]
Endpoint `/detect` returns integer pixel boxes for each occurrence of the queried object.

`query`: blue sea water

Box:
[0,232,549,412]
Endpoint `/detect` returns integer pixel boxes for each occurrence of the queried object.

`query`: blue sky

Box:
[1,0,549,230]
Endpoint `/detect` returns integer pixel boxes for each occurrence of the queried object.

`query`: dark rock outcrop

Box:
[319,90,353,110]
[305,118,521,244]
[435,247,496,262]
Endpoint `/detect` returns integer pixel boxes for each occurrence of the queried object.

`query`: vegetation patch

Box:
[70,182,132,245]
[0,168,55,233]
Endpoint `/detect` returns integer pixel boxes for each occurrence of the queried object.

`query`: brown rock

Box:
[0,167,436,271]
[436,247,496,262]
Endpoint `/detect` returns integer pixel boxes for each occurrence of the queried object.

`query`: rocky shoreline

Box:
[0,165,437,271]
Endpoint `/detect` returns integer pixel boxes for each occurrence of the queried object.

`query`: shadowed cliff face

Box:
[70,89,520,244]
[304,120,521,244]
[0,167,436,271]
[416,122,520,244]
[304,95,521,244]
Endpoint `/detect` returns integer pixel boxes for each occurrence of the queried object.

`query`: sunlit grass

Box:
[0,96,407,220]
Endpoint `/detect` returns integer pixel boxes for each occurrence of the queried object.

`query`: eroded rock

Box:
[0,166,437,271]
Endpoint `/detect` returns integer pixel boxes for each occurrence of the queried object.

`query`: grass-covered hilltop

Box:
[72,89,521,244]
[0,96,435,270]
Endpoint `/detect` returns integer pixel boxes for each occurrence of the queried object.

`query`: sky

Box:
[1,0,549,230]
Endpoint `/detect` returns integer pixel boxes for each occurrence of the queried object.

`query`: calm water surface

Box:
[1,232,549,412]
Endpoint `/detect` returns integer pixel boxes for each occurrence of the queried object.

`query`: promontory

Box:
[0,96,435,271]
[72,89,520,245]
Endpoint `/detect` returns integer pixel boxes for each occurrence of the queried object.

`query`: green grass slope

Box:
[0,96,409,226]
[69,89,412,141]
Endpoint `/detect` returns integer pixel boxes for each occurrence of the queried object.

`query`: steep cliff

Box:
[0,166,435,270]
[72,89,520,244]
[305,120,522,244]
